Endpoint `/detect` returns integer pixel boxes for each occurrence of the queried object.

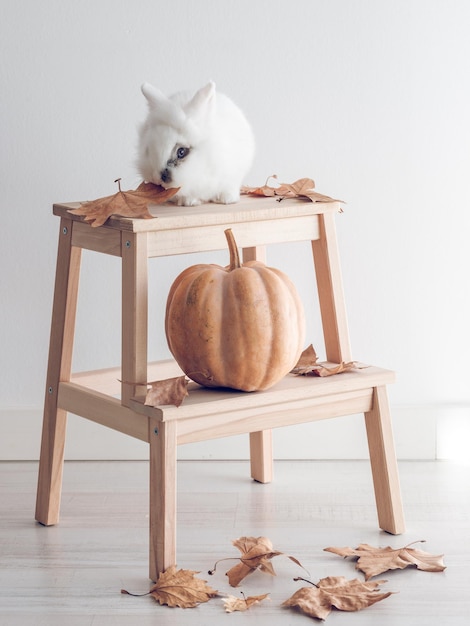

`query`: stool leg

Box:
[149,418,177,581]
[243,246,273,484]
[250,431,273,483]
[364,385,406,534]
[121,232,148,407]
[311,212,352,363]
[36,219,81,525]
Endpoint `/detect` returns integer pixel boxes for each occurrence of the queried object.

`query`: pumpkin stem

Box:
[224,228,241,270]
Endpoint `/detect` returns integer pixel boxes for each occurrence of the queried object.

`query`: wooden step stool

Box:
[35,195,405,581]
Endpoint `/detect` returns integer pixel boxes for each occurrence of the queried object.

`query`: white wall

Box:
[1,0,469,461]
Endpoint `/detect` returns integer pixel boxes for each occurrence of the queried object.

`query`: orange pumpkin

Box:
[165,229,305,391]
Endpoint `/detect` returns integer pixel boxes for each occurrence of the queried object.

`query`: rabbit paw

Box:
[214,190,240,204]
[175,195,202,207]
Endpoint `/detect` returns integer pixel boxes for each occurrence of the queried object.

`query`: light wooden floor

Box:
[1,459,469,625]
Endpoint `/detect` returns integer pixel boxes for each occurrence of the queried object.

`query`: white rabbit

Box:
[137,81,255,206]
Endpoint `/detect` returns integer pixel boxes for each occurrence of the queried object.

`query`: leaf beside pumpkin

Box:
[291,344,360,377]
[145,375,189,408]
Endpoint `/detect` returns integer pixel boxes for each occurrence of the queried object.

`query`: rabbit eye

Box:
[176,146,190,160]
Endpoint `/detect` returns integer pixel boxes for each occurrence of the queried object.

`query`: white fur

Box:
[137,81,255,206]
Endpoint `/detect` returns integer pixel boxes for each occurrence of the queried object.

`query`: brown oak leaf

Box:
[121,565,218,608]
[324,541,446,580]
[210,536,305,587]
[145,375,189,408]
[291,344,360,377]
[68,179,179,227]
[282,576,393,620]
[223,593,270,612]
[241,175,342,203]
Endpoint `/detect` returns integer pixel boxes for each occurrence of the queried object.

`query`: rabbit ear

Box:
[141,82,167,105]
[184,81,216,123]
[141,82,185,127]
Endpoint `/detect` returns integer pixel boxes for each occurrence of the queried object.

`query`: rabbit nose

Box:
[161,168,172,184]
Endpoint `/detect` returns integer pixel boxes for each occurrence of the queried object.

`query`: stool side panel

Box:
[71,221,122,256]
[176,388,375,445]
[146,215,320,257]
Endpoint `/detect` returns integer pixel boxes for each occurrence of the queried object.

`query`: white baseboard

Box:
[2,403,466,461]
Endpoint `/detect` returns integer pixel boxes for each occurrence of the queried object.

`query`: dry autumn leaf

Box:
[282,576,393,621]
[226,536,279,586]
[241,175,342,204]
[324,541,446,580]
[240,175,279,197]
[69,179,179,227]
[121,565,218,608]
[145,375,189,408]
[209,536,305,587]
[291,344,360,377]
[223,592,270,613]
[276,177,342,203]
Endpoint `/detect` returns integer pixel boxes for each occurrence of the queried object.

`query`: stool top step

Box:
[53,195,341,233]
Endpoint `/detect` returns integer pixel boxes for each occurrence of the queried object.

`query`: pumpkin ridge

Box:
[249,265,303,389]
[223,268,269,390]
[197,269,225,385]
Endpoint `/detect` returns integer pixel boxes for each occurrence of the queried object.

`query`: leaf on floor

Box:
[122,565,218,608]
[209,536,306,587]
[68,179,179,227]
[324,541,446,580]
[282,576,393,620]
[223,592,270,612]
